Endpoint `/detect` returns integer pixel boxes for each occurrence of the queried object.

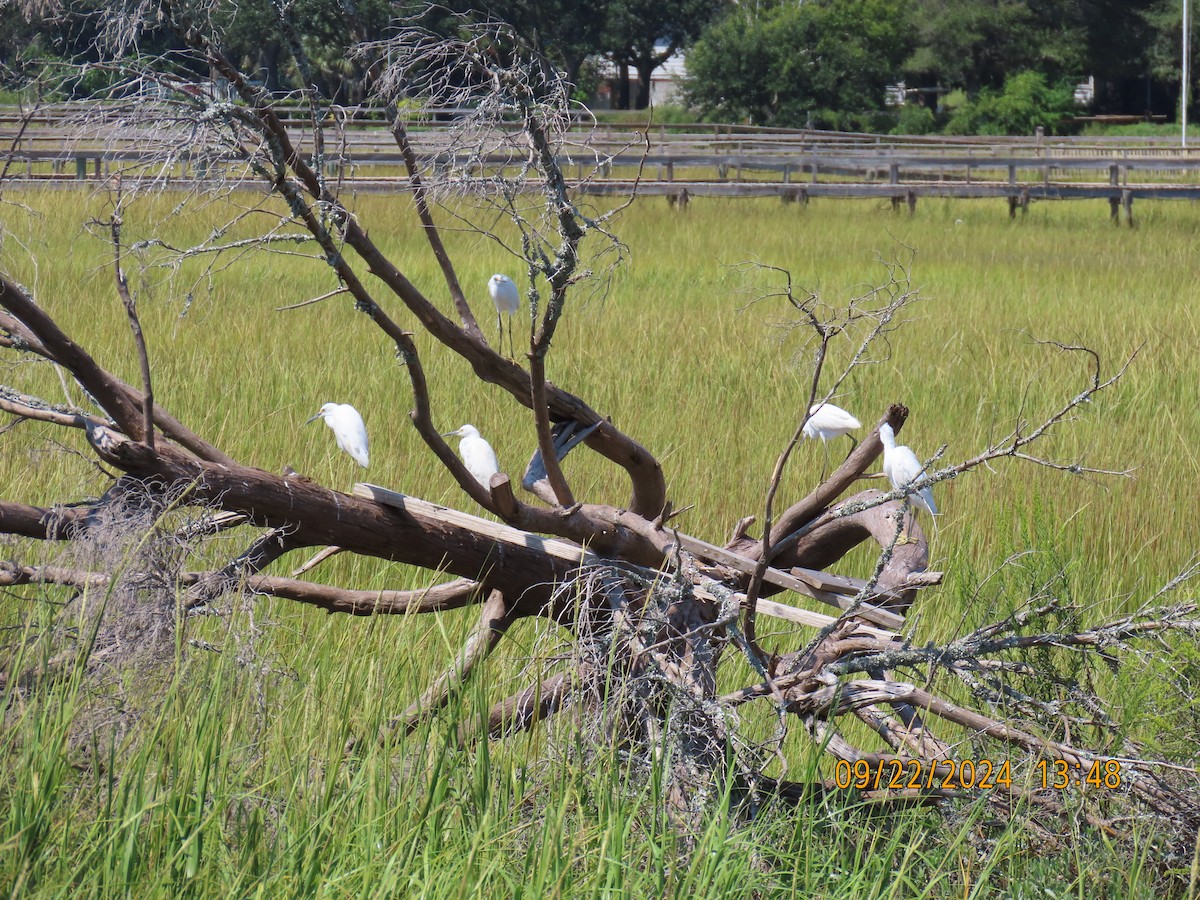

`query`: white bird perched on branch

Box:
[306,402,369,468]
[804,402,861,445]
[443,424,500,488]
[488,273,520,357]
[803,402,861,476]
[879,421,937,522]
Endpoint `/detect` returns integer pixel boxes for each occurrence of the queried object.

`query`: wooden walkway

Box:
[5,103,1200,222]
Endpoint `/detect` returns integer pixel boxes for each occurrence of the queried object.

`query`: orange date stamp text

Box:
[832,758,1122,791]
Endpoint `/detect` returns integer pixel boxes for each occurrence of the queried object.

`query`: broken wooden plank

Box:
[354,483,602,566]
[672,532,864,594]
[693,585,897,641]
[671,532,905,631]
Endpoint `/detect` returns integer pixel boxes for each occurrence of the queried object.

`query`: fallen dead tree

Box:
[1,2,1198,848]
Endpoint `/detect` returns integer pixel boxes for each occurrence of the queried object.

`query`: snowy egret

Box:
[306,402,369,468]
[878,422,937,542]
[803,402,862,445]
[443,424,500,489]
[803,402,861,477]
[488,273,520,357]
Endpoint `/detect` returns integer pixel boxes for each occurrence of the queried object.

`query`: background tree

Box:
[1076,0,1162,109]
[902,0,1083,97]
[216,0,391,99]
[684,0,912,127]
[0,3,47,84]
[0,0,183,98]
[444,0,611,95]
[943,70,1079,135]
[602,0,722,109]
[1141,0,1196,120]
[901,0,1183,117]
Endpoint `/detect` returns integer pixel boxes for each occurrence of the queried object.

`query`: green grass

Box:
[1081,121,1200,140]
[591,104,697,126]
[2,187,1199,895]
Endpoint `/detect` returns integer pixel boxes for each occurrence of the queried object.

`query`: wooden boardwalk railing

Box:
[4,103,1199,222]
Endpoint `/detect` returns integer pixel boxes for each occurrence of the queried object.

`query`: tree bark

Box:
[616,61,631,109]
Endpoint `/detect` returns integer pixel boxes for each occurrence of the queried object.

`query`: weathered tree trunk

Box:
[616,61,631,109]
[635,59,654,110]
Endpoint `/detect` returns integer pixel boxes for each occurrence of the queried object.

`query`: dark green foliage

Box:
[434,0,721,110]
[217,0,392,100]
[943,70,1079,135]
[891,102,938,135]
[5,0,1196,126]
[602,0,724,109]
[0,1,180,98]
[902,0,1086,95]
[683,0,912,127]
[0,4,46,77]
[900,0,1188,118]
[444,0,612,92]
[680,0,1192,129]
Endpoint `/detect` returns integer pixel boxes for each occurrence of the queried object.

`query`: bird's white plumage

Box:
[488,273,520,316]
[307,402,369,468]
[444,423,500,488]
[803,403,862,443]
[488,273,520,356]
[878,422,937,515]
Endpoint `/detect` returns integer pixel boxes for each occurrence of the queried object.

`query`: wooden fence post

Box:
[1109,165,1120,222]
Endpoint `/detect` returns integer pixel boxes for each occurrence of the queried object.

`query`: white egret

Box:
[488,273,520,357]
[803,402,862,444]
[878,422,937,542]
[306,402,369,468]
[803,402,862,477]
[443,424,500,489]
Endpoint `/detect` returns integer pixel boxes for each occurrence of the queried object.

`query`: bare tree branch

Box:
[383,589,514,739]
[106,181,155,451]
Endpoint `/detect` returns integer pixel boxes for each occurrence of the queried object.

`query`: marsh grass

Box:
[2,188,1198,895]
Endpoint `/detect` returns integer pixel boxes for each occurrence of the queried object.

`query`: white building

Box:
[594,46,688,109]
